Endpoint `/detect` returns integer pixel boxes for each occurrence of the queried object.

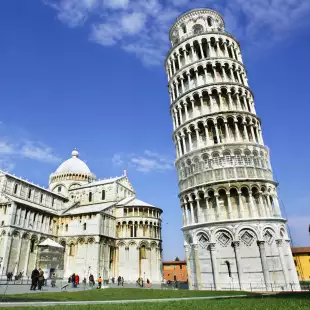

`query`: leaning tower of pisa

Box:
[165,8,299,291]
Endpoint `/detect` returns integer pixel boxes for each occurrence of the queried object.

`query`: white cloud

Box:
[121,12,146,34]
[0,141,15,155]
[21,141,61,164]
[112,154,124,166]
[0,137,61,171]
[103,0,129,9]
[43,0,310,66]
[112,150,174,173]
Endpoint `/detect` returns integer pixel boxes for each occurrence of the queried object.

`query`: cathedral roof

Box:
[55,149,92,175]
[39,238,63,248]
[117,197,156,208]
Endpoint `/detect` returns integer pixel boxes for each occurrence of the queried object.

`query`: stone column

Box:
[185,245,193,289]
[204,195,209,222]
[184,103,189,120]
[257,240,271,290]
[209,243,219,290]
[214,122,220,144]
[224,122,230,142]
[193,244,201,289]
[238,192,244,218]
[195,127,200,148]
[188,130,193,151]
[273,196,282,217]
[1,232,12,276]
[23,238,31,277]
[283,239,300,289]
[181,134,186,154]
[103,243,110,282]
[214,194,221,220]
[276,239,289,289]
[226,193,232,219]
[195,197,201,223]
[233,241,245,290]
[249,194,257,218]
[184,202,189,226]
[189,200,195,224]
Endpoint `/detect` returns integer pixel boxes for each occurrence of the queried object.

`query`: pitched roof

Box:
[62,201,115,215]
[163,260,186,265]
[39,238,63,248]
[70,177,123,190]
[117,197,156,208]
[291,247,310,254]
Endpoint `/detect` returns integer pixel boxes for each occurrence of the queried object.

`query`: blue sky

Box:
[0,0,310,260]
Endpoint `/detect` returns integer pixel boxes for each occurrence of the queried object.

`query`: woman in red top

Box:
[75,274,79,287]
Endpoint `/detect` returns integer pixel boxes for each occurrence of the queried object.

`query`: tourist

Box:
[30,268,39,290]
[89,274,94,286]
[38,268,44,290]
[51,273,56,287]
[75,274,79,287]
[117,276,121,286]
[112,277,115,284]
[121,277,124,287]
[147,278,150,288]
[97,275,102,289]
[71,273,75,288]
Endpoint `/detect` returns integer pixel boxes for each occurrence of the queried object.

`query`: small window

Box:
[28,189,32,199]
[58,186,61,192]
[65,224,68,232]
[83,223,86,231]
[89,192,92,202]
[30,239,35,253]
[14,184,18,194]
[180,265,182,270]
[193,24,203,35]
[1,221,4,226]
[207,17,213,27]
[52,198,54,207]
[40,193,43,203]
[181,24,186,34]
[102,190,105,200]
[225,261,232,277]
[69,244,75,256]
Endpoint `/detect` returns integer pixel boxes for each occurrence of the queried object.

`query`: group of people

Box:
[30,268,45,291]
[117,276,124,286]
[68,273,80,288]
[136,278,151,288]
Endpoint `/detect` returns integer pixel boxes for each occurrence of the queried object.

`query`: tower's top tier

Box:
[169,8,225,47]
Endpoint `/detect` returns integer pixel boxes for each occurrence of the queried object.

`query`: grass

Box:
[2,293,310,310]
[1,288,247,302]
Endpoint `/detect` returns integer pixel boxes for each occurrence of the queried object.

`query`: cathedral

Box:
[0,150,163,283]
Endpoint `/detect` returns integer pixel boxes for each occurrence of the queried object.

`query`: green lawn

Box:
[2,294,310,310]
[2,288,247,302]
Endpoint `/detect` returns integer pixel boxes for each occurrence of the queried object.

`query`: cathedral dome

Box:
[55,150,91,175]
[49,149,96,190]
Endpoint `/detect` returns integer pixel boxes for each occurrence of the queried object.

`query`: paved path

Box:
[0,295,248,308]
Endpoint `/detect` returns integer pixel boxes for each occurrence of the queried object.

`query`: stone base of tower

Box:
[184,220,300,291]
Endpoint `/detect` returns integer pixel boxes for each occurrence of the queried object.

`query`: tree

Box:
[174,257,180,261]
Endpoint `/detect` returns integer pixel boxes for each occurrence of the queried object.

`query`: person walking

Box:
[121,277,124,287]
[117,276,121,286]
[75,274,79,288]
[37,268,44,291]
[30,268,39,290]
[71,273,75,288]
[97,275,102,289]
[51,273,56,287]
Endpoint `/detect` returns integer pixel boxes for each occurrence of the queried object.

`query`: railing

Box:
[191,282,305,292]
[179,167,273,192]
